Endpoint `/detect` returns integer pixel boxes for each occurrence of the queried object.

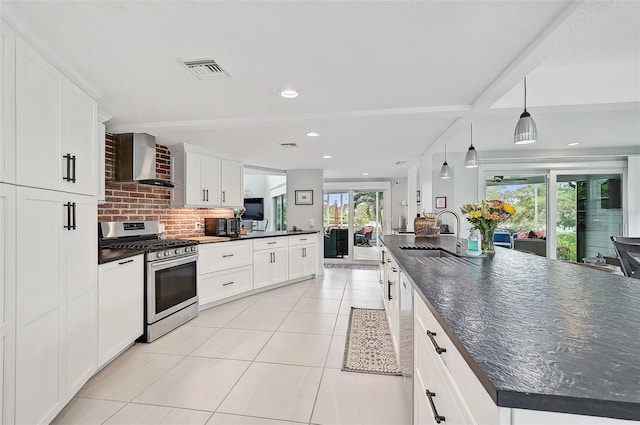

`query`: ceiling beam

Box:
[422,0,614,156]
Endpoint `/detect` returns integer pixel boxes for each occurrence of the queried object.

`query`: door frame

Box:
[324,181,391,263]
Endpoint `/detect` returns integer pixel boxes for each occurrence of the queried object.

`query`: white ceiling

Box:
[4,1,640,179]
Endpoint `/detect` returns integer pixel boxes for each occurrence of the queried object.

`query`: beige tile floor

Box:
[53,268,410,425]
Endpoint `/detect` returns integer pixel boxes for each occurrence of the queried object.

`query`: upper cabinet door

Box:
[221,160,243,207]
[201,155,221,206]
[15,38,97,196]
[1,21,16,184]
[184,152,205,206]
[62,82,97,196]
[16,38,63,192]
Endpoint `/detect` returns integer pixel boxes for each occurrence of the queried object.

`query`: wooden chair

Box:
[610,236,640,279]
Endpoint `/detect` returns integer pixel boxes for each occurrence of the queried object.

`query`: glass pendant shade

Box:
[440,145,451,179]
[514,77,537,144]
[464,123,478,167]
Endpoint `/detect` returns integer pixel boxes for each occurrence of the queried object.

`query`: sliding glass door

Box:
[481,165,626,261]
[353,191,384,261]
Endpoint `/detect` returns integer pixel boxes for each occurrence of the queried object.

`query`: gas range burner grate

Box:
[109,239,197,251]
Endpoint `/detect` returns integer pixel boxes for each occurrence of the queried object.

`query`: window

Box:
[274,194,287,231]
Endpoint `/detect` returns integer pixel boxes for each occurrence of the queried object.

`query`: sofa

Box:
[513,238,547,257]
[324,228,348,258]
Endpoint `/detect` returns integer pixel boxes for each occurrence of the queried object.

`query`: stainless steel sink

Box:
[400,248,454,258]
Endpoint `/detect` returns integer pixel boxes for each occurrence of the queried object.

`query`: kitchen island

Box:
[381,234,640,422]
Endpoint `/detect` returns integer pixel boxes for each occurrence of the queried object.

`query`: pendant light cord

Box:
[524,77,527,112]
[470,123,473,147]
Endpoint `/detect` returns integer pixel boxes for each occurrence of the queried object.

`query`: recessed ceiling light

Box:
[322,155,333,159]
[568,142,580,146]
[362,172,369,176]
[279,89,298,99]
[306,132,319,137]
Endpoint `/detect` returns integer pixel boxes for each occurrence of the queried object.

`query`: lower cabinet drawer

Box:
[199,266,252,306]
[199,240,252,274]
[414,322,476,425]
[253,236,288,250]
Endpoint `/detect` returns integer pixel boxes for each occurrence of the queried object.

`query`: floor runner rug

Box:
[342,307,402,376]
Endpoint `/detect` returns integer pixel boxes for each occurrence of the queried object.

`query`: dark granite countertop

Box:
[98,248,145,265]
[381,234,640,421]
[227,230,319,241]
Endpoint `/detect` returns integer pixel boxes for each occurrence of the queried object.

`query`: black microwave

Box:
[205,218,241,236]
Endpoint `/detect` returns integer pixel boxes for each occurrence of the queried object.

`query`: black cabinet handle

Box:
[391,267,398,272]
[64,202,72,230]
[300,238,307,241]
[206,189,209,202]
[222,254,234,258]
[71,202,77,229]
[71,155,77,183]
[223,190,226,202]
[388,280,393,300]
[63,154,72,182]
[302,247,306,258]
[118,259,134,265]
[203,189,206,202]
[427,330,447,354]
[222,281,235,286]
[426,390,446,423]
[267,241,277,245]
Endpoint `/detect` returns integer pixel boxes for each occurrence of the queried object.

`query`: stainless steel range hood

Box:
[114,133,174,188]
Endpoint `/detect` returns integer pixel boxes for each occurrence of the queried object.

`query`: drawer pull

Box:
[118,259,134,265]
[223,254,234,258]
[300,238,307,241]
[391,267,398,272]
[426,390,446,423]
[267,241,277,245]
[427,330,447,354]
[223,281,235,286]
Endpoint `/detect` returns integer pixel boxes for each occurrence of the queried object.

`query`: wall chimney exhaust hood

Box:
[114,133,174,188]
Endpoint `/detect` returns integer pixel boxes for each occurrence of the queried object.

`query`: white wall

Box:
[390,178,408,230]
[626,155,640,236]
[286,169,323,232]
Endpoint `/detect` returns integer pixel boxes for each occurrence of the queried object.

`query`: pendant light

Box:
[464,123,478,168]
[439,145,451,179]
[514,77,537,144]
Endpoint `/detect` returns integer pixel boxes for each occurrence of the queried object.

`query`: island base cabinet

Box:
[199,266,252,306]
[413,292,501,424]
[98,255,144,368]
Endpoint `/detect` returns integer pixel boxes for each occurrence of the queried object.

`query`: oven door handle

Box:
[149,254,199,270]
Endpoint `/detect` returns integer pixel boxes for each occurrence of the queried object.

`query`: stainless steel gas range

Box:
[99,221,199,342]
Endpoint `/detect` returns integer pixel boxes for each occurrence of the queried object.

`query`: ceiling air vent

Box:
[180,58,229,79]
[280,143,298,148]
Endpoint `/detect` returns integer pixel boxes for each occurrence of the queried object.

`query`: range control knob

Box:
[175,248,181,255]
[156,252,163,259]
[164,251,170,257]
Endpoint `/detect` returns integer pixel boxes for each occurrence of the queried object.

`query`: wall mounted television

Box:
[243,198,264,220]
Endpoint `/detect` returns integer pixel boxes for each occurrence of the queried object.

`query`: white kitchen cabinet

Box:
[170,144,243,208]
[198,240,253,307]
[288,234,317,280]
[413,290,499,425]
[15,187,97,425]
[98,255,143,368]
[386,256,400,354]
[199,240,252,275]
[0,184,16,424]
[15,37,97,196]
[1,20,16,184]
[199,266,253,305]
[253,237,289,289]
[221,159,244,207]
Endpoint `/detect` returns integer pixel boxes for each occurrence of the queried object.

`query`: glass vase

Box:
[479,227,495,254]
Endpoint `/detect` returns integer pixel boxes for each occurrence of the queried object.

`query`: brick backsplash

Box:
[98,133,234,238]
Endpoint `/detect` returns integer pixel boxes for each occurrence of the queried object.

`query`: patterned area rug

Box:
[324,264,379,270]
[342,307,402,375]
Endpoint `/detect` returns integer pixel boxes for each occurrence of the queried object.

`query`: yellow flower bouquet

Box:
[460,200,515,253]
